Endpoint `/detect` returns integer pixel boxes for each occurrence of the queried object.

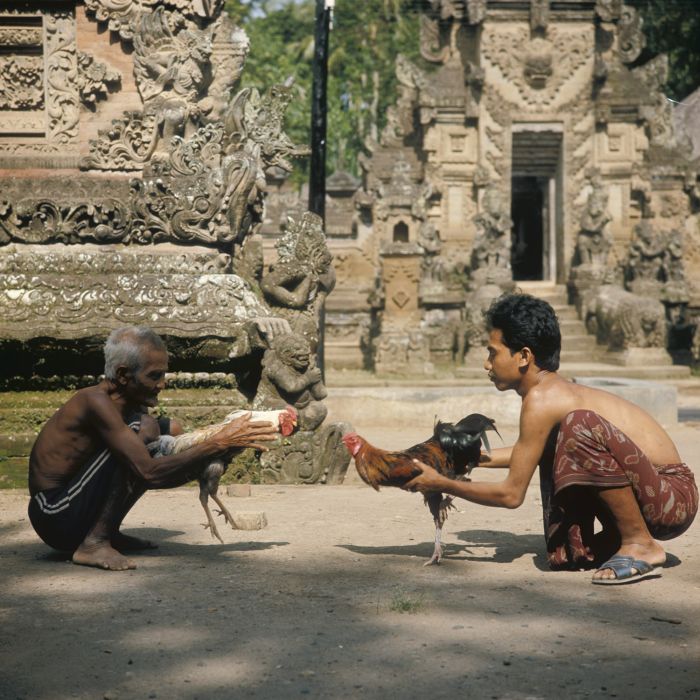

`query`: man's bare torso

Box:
[29,384,133,495]
[525,374,681,466]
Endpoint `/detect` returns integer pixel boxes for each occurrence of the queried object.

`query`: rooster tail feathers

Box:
[434,413,500,458]
[481,430,491,456]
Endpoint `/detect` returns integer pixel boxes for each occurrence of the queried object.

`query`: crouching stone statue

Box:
[584,284,672,366]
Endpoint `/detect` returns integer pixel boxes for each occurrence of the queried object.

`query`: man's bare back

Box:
[521,373,681,468]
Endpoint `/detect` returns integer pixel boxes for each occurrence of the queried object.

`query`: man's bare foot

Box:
[592,542,666,582]
[73,541,136,571]
[112,532,158,552]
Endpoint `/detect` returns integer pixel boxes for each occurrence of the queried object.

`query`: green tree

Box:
[225,0,426,182]
[629,0,700,101]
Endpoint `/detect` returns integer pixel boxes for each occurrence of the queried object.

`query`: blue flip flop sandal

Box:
[592,554,661,585]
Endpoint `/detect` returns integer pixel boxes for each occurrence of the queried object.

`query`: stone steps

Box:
[508,280,691,379]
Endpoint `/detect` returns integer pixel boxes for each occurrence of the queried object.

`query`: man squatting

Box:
[28,326,279,571]
[407,294,698,585]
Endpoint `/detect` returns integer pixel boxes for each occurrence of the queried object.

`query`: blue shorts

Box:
[28,416,142,552]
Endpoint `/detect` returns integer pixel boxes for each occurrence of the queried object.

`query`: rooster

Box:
[155,407,298,542]
[342,413,499,565]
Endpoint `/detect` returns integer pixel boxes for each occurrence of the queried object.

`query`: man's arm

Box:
[406,398,557,508]
[478,445,512,468]
[88,394,277,488]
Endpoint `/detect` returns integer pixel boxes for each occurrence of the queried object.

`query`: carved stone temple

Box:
[274,0,698,374]
[0,1,350,484]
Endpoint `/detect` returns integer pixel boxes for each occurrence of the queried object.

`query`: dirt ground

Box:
[1,413,700,700]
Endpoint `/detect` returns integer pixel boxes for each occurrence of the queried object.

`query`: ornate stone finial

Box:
[595,0,623,22]
[617,4,645,64]
[530,0,550,32]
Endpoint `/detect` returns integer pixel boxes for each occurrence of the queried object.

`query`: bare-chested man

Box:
[407,294,698,584]
[28,326,279,571]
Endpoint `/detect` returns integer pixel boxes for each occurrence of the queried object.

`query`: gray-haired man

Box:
[28,326,278,571]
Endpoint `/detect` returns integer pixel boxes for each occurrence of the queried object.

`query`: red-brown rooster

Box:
[342,413,500,565]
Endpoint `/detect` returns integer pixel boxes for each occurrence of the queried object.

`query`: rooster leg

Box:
[438,496,456,524]
[424,519,444,566]
[210,492,237,531]
[199,484,224,544]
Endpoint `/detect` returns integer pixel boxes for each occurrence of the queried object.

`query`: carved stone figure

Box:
[626,220,667,297]
[470,187,513,288]
[418,221,446,285]
[254,334,328,432]
[577,181,612,267]
[261,213,335,350]
[585,284,667,352]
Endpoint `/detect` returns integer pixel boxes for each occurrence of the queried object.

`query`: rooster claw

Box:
[423,556,441,566]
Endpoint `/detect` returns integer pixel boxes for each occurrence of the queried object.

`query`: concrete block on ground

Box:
[573,376,678,426]
[231,511,267,530]
[226,484,251,497]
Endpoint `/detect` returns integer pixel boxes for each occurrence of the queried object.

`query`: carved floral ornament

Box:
[0,56,44,110]
[84,0,224,40]
[1,78,307,247]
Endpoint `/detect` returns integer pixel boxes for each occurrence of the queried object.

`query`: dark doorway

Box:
[511,176,544,280]
[510,128,562,281]
[393,221,409,242]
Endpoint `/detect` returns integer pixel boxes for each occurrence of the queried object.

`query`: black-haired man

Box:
[407,294,697,584]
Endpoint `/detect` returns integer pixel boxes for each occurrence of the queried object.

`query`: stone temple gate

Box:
[291,0,700,374]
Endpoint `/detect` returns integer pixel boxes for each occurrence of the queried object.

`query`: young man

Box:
[406,294,698,584]
[28,326,279,571]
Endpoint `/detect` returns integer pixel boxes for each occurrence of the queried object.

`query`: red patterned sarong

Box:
[540,410,698,570]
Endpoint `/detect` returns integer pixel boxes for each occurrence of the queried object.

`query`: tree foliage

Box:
[225,0,426,183]
[627,0,700,101]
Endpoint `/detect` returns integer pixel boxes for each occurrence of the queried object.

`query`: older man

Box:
[28,326,278,571]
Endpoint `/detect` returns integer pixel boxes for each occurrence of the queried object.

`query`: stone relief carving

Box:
[0,26,43,47]
[84,0,224,41]
[0,244,230,275]
[0,1,349,485]
[481,25,591,109]
[0,269,267,341]
[0,198,132,245]
[419,14,450,64]
[530,0,550,31]
[0,56,43,110]
[417,221,445,286]
[45,9,79,144]
[76,51,121,107]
